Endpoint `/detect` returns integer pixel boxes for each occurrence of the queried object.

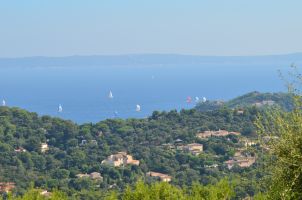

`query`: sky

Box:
[0,0,302,57]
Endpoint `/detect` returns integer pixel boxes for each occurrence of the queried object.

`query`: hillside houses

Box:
[146,171,172,182]
[225,148,256,169]
[225,156,256,169]
[76,172,103,181]
[252,100,275,107]
[182,143,203,155]
[197,130,240,139]
[101,152,140,167]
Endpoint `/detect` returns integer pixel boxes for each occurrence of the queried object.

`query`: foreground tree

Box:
[256,66,302,199]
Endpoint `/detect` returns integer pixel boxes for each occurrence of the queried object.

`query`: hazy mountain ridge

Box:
[0,53,302,68]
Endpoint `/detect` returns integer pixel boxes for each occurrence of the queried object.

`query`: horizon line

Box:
[0,52,302,60]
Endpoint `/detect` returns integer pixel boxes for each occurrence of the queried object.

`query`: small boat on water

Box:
[136,104,141,112]
[195,97,200,103]
[2,99,6,106]
[108,91,113,99]
[58,104,63,113]
[202,97,207,102]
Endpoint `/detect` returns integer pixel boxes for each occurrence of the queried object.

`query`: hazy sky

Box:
[1,0,301,57]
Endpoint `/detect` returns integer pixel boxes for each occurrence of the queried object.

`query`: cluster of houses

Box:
[196,130,240,139]
[76,172,103,181]
[161,139,203,156]
[101,152,140,167]
[225,149,256,169]
[252,100,275,107]
[101,152,173,182]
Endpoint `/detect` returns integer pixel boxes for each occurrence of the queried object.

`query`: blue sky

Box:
[0,0,301,57]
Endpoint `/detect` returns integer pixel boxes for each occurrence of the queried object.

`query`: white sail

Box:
[195,97,200,102]
[58,104,63,113]
[108,91,113,99]
[202,97,207,102]
[136,104,141,112]
[2,99,6,106]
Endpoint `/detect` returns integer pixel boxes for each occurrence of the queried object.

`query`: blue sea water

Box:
[0,64,287,123]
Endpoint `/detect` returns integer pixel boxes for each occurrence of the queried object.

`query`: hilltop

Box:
[196,91,294,112]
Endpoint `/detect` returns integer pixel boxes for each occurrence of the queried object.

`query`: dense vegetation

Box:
[0,100,269,199]
[12,90,302,199]
[3,179,237,200]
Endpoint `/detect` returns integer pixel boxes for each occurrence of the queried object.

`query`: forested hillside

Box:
[196,91,294,112]
[0,105,268,199]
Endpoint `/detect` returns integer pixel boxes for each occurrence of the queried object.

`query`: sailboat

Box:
[58,104,63,113]
[202,97,207,103]
[195,97,200,103]
[186,96,192,103]
[2,99,6,106]
[108,91,113,99]
[136,104,141,112]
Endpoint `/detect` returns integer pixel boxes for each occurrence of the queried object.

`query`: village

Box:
[0,128,264,195]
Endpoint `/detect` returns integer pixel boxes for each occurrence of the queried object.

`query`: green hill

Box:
[196,91,294,112]
[0,102,267,199]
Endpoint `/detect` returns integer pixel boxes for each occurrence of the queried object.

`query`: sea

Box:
[0,62,291,124]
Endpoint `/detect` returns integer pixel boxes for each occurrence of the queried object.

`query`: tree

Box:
[255,66,302,199]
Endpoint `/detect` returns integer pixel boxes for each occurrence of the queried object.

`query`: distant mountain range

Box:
[0,53,302,68]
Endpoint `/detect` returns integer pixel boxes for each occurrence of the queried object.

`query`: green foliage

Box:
[256,95,302,199]
[0,98,269,199]
[4,189,68,200]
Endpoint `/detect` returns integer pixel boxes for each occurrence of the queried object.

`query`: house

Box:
[0,182,15,193]
[76,172,103,181]
[76,173,90,178]
[101,152,140,167]
[174,139,183,145]
[14,147,27,153]
[183,143,203,155]
[89,172,103,180]
[225,157,256,169]
[40,143,49,153]
[197,130,240,139]
[146,171,172,182]
[237,109,244,115]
